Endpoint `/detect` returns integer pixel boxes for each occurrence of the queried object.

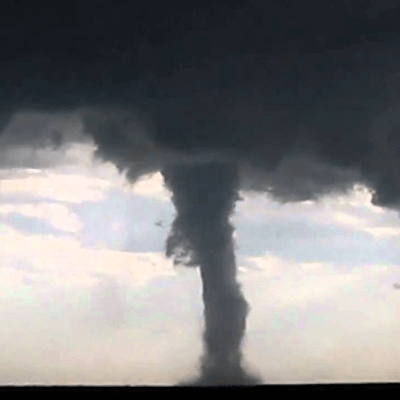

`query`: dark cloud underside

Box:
[1,4,398,206]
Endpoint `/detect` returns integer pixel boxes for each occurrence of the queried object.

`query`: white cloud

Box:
[362,226,400,239]
[330,211,366,228]
[44,147,171,203]
[0,226,175,288]
[238,184,400,240]
[242,253,289,277]
[0,202,83,233]
[129,172,171,202]
[337,185,385,213]
[240,253,397,308]
[240,251,400,383]
[0,171,111,203]
[0,302,199,385]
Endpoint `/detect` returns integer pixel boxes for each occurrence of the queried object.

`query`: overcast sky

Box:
[1,111,400,385]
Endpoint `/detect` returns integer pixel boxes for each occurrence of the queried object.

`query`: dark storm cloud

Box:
[79,37,400,210]
[0,4,399,207]
[0,110,91,169]
[1,2,399,386]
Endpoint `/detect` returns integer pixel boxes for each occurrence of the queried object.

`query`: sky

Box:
[1,111,400,385]
[1,0,400,386]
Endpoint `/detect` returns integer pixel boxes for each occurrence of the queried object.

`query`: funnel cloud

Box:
[163,163,261,384]
[1,2,399,385]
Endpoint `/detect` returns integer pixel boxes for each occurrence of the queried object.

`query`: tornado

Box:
[162,162,261,385]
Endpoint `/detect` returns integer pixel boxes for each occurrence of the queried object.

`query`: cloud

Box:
[0,202,83,233]
[1,37,399,210]
[0,172,111,203]
[0,111,93,170]
[0,288,201,385]
[239,253,400,383]
[0,110,88,148]
[87,277,129,331]
[237,184,400,241]
[0,225,175,288]
[363,226,400,238]
[130,172,171,202]
[240,252,399,308]
[65,39,400,213]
